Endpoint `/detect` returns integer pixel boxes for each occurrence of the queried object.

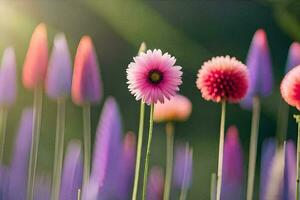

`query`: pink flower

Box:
[126,49,182,104]
[153,94,192,122]
[196,56,249,103]
[22,23,48,89]
[280,65,300,110]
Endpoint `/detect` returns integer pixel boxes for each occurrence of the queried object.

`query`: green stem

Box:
[216,101,226,200]
[27,85,43,200]
[83,104,91,187]
[276,99,289,144]
[294,115,300,200]
[77,189,81,200]
[142,103,154,200]
[164,122,174,200]
[246,96,261,200]
[0,107,8,163]
[132,101,145,200]
[210,173,217,200]
[51,99,66,200]
[180,145,193,200]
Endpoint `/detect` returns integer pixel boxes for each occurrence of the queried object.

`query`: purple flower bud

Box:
[59,141,83,200]
[285,42,300,73]
[173,144,193,190]
[259,138,276,200]
[221,126,244,200]
[45,34,72,100]
[90,97,122,195]
[71,36,102,105]
[8,108,33,200]
[240,29,273,109]
[0,47,17,107]
[34,176,51,200]
[147,167,164,200]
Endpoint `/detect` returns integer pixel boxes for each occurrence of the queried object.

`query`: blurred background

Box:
[1,0,300,199]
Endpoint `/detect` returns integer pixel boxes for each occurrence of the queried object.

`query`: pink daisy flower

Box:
[126,49,182,104]
[154,94,192,122]
[280,65,300,110]
[196,56,249,103]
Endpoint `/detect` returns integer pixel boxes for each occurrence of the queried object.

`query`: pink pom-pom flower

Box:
[280,65,300,110]
[196,56,249,103]
[126,49,183,105]
[153,94,192,122]
[22,23,48,89]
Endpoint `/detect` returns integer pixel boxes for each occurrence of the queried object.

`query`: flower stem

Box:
[210,173,217,200]
[0,107,8,163]
[51,99,66,200]
[246,96,260,200]
[294,115,300,200]
[83,104,91,187]
[216,101,226,200]
[132,101,145,200]
[180,145,193,200]
[27,85,43,200]
[142,103,154,200]
[77,189,81,200]
[164,122,174,200]
[276,99,289,144]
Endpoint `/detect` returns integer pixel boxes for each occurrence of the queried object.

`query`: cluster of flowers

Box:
[0,22,300,200]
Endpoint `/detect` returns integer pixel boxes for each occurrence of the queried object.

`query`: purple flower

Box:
[147,167,164,200]
[90,97,122,197]
[71,36,102,105]
[283,141,296,200]
[221,126,244,200]
[0,47,17,107]
[8,108,33,200]
[0,165,9,199]
[114,132,136,199]
[34,176,51,200]
[259,138,276,200]
[240,29,273,109]
[173,144,193,191]
[285,42,300,73]
[59,141,83,200]
[45,34,72,100]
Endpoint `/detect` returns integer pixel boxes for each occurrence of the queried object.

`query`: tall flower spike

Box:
[8,108,33,200]
[285,42,300,73]
[23,23,48,89]
[72,36,102,105]
[259,138,276,200]
[221,126,244,200]
[59,141,83,200]
[90,97,122,195]
[127,49,183,105]
[240,29,273,109]
[283,141,296,200]
[173,144,193,199]
[196,56,249,103]
[154,94,192,122]
[46,33,72,100]
[147,167,164,200]
[113,132,136,199]
[0,47,17,107]
[264,145,285,200]
[280,65,300,110]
